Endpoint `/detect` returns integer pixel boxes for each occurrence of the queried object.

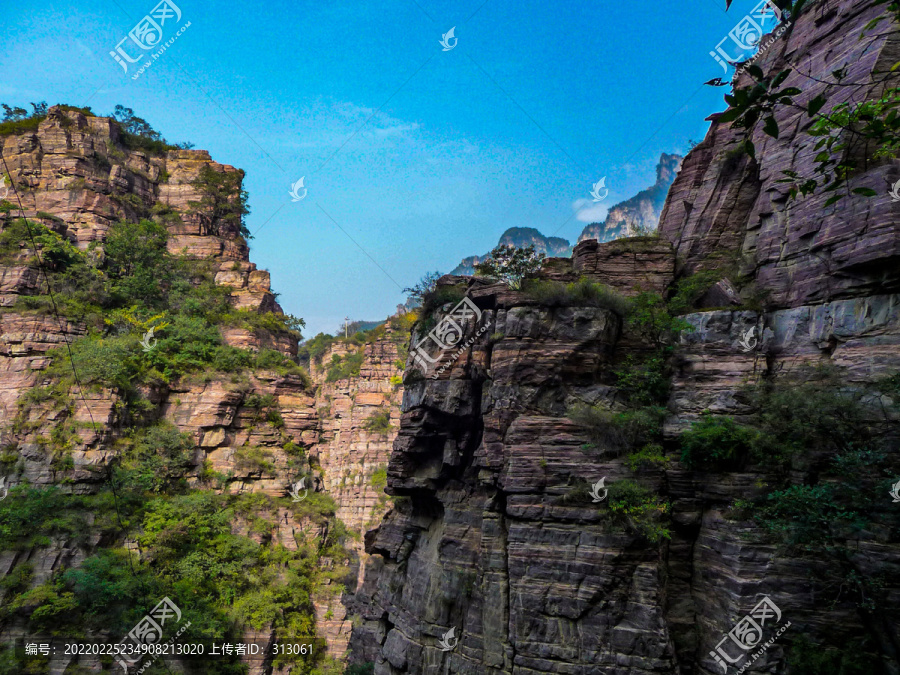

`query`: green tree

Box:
[474,244,545,290]
[189,165,252,239]
[1,104,28,122]
[403,270,442,304]
[112,105,163,140]
[103,219,170,306]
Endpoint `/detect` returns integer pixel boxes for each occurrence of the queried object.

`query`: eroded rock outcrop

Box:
[348,2,900,673]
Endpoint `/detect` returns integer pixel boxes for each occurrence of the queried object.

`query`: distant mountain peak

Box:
[578,153,683,244]
[448,153,682,276]
[450,227,572,276]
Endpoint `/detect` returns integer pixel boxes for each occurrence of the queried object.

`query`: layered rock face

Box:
[0,107,417,672]
[658,1,900,308]
[348,2,900,673]
[350,249,682,675]
[309,332,405,658]
[0,107,299,491]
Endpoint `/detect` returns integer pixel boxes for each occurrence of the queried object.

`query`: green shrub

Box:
[625,444,669,472]
[666,269,722,315]
[522,278,630,315]
[625,290,693,350]
[0,487,91,549]
[613,355,671,406]
[326,349,365,382]
[6,579,78,629]
[419,283,468,318]
[363,410,392,434]
[753,484,861,553]
[370,466,388,490]
[234,445,275,473]
[114,423,194,493]
[748,369,873,465]
[344,662,375,675]
[560,477,596,505]
[568,403,665,451]
[787,635,881,675]
[299,333,336,365]
[0,563,33,595]
[679,412,756,470]
[225,309,305,340]
[605,480,670,542]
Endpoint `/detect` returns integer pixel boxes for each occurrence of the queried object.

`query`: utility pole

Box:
[344,317,350,339]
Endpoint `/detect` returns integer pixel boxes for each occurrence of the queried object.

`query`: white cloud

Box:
[572,198,609,223]
[288,98,423,150]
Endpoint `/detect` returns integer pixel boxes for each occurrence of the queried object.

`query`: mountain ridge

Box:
[449,153,682,275]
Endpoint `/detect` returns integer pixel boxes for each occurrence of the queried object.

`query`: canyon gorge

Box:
[0,0,899,674]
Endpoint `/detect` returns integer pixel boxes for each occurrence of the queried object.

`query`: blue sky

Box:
[0,0,767,336]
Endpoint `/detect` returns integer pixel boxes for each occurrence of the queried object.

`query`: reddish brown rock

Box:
[572,238,675,296]
[658,1,900,308]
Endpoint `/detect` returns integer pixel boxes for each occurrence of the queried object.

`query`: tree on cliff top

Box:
[475,244,545,290]
[188,165,252,240]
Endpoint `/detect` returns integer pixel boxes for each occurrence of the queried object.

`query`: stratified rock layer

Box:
[349,2,900,673]
[310,331,405,658]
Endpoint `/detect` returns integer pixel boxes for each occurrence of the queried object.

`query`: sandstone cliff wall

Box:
[0,108,403,672]
[348,2,900,673]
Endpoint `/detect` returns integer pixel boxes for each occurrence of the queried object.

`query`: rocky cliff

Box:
[308,330,406,660]
[348,1,900,674]
[0,106,403,673]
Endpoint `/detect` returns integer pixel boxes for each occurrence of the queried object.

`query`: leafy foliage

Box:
[0,101,50,136]
[111,104,192,154]
[370,466,388,491]
[344,664,375,675]
[363,410,392,434]
[188,165,252,239]
[0,487,92,550]
[679,412,757,470]
[326,349,365,382]
[787,635,882,675]
[626,291,693,351]
[522,278,630,314]
[605,480,670,542]
[474,244,545,290]
[403,270,442,304]
[716,2,900,205]
[569,404,666,453]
